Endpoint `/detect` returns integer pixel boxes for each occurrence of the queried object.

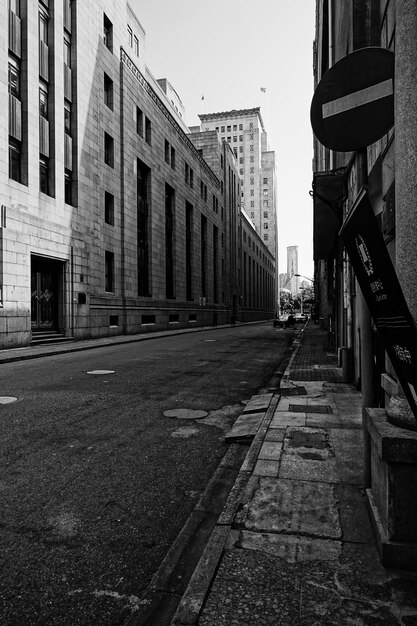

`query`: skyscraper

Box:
[198,108,278,263]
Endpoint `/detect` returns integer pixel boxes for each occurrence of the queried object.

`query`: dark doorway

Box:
[31,257,62,330]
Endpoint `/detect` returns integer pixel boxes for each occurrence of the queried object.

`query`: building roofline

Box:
[199,107,266,132]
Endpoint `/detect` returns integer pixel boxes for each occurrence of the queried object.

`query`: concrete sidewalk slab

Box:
[171,324,417,626]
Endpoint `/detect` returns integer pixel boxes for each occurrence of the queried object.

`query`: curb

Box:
[0,320,272,365]
[170,395,280,625]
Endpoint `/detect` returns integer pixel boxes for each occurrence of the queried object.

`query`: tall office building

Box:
[198,109,278,264]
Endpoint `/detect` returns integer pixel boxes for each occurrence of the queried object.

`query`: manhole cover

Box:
[163,408,208,420]
[289,404,333,414]
[87,370,115,375]
[0,396,18,404]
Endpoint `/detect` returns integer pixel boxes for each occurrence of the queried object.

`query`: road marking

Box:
[322,79,393,119]
[87,370,115,375]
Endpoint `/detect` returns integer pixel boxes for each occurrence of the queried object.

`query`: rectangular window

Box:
[64,101,71,134]
[165,183,175,299]
[227,125,231,132]
[65,169,72,205]
[263,200,268,207]
[263,177,268,184]
[8,61,20,97]
[103,14,113,52]
[233,124,237,131]
[39,84,48,118]
[170,146,176,169]
[201,215,207,298]
[134,35,139,56]
[239,135,243,142]
[137,159,150,296]
[145,117,151,144]
[104,73,113,109]
[137,107,143,136]
[190,168,194,188]
[239,124,243,130]
[263,188,268,195]
[9,139,21,182]
[104,132,114,167]
[165,139,170,164]
[185,162,189,184]
[105,251,114,292]
[221,126,225,132]
[39,156,49,194]
[127,25,133,47]
[105,191,114,225]
[263,211,268,218]
[186,202,193,301]
[213,225,218,303]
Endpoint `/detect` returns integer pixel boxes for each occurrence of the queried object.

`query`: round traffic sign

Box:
[311,47,394,152]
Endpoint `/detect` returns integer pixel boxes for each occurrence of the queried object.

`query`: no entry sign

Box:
[311,47,395,152]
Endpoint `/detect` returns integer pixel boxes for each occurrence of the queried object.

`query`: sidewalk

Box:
[171,323,417,625]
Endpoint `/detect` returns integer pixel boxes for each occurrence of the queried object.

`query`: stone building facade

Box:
[1,0,275,349]
[313,0,417,568]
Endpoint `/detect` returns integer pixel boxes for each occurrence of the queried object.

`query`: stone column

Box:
[395,0,417,320]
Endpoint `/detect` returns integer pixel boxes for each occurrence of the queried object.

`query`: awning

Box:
[313,170,346,260]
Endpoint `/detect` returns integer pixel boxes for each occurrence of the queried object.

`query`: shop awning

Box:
[313,170,346,261]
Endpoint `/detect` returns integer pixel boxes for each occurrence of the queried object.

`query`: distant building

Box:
[1,0,274,348]
[198,109,278,264]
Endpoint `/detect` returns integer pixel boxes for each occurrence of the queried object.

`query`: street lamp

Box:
[294,273,314,284]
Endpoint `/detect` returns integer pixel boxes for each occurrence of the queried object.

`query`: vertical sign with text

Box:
[340,189,417,423]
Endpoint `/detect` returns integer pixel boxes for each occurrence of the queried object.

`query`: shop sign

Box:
[340,189,417,423]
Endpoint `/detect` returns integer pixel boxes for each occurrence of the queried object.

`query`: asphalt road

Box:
[0,323,293,625]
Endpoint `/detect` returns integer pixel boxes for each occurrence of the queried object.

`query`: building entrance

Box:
[31,257,62,330]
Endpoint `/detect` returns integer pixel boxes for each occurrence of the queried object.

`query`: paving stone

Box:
[258,441,282,461]
[253,459,279,477]
[239,478,341,539]
[237,529,342,563]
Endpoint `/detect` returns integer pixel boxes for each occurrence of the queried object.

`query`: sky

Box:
[131,0,316,280]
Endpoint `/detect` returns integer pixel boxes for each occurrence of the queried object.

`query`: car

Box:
[294,313,308,324]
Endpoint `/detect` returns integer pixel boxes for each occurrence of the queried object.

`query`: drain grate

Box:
[289,404,333,414]
[279,386,307,396]
[288,430,328,449]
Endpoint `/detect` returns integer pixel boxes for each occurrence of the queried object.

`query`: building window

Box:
[171,146,176,169]
[250,144,254,152]
[104,73,113,109]
[250,202,254,208]
[239,157,243,164]
[227,136,231,143]
[233,136,237,142]
[39,83,48,118]
[105,250,114,292]
[263,188,268,195]
[250,189,254,196]
[127,25,133,47]
[233,124,237,131]
[145,117,151,144]
[137,159,150,296]
[250,177,254,185]
[239,135,243,142]
[221,126,225,132]
[8,60,20,97]
[134,35,139,56]
[39,156,49,194]
[250,167,254,174]
[165,139,170,164]
[240,168,243,175]
[227,125,231,132]
[186,202,193,301]
[65,169,72,205]
[137,107,143,136]
[104,132,114,167]
[250,211,255,218]
[103,14,113,52]
[165,183,175,299]
[264,211,268,218]
[239,146,243,153]
[263,177,268,184]
[64,101,71,134]
[105,191,114,225]
[239,124,243,130]
[233,148,237,157]
[264,234,268,241]
[9,139,21,182]
[250,156,254,162]
[264,223,268,229]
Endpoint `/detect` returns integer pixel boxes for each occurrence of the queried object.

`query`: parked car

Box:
[294,313,309,324]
